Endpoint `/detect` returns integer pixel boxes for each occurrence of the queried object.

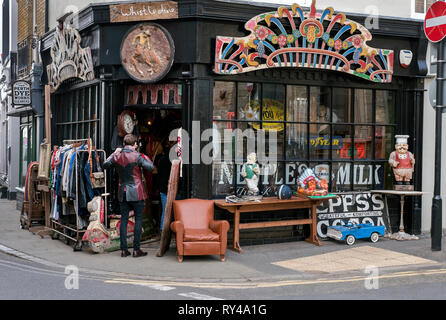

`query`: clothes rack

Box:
[49,139,108,251]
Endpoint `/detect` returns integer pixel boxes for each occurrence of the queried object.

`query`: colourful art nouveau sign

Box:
[214,0,393,83]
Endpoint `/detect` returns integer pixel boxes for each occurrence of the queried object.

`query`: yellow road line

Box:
[104,268,446,289]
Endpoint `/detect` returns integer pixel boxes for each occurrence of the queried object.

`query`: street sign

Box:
[424,1,446,43]
[12,80,31,107]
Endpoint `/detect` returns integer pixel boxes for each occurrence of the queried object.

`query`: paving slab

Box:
[1,199,445,283]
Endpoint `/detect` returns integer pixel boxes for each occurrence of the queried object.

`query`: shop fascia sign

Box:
[214,0,394,83]
[110,1,178,23]
[12,80,31,108]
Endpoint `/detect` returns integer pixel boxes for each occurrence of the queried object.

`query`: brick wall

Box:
[16,0,46,78]
[17,0,46,41]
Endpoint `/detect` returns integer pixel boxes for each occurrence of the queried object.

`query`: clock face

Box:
[123,113,134,133]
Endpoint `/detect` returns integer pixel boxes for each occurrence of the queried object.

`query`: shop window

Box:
[310,86,330,122]
[286,85,307,122]
[286,123,307,160]
[237,82,261,120]
[333,124,352,160]
[19,114,35,187]
[376,90,395,124]
[211,81,396,197]
[332,88,352,123]
[213,81,235,121]
[412,0,435,18]
[310,124,331,160]
[354,89,373,123]
[52,85,101,147]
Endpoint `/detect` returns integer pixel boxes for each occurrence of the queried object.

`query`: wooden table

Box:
[214,196,335,253]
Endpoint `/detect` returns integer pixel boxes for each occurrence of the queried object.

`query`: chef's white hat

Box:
[395,135,409,144]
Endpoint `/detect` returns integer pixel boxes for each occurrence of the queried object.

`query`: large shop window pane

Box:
[262,83,285,124]
[310,87,331,122]
[375,126,394,160]
[260,127,284,161]
[376,90,395,124]
[235,121,260,162]
[310,124,330,159]
[332,88,352,123]
[352,163,374,191]
[212,162,235,196]
[286,124,307,159]
[235,162,284,197]
[287,85,307,122]
[238,82,261,120]
[213,121,235,162]
[354,126,373,159]
[333,124,352,160]
[213,81,236,121]
[354,89,373,123]
[332,162,353,192]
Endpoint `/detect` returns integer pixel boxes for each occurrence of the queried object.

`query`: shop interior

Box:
[110,107,182,240]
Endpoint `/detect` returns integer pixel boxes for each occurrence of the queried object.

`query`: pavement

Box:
[1,199,446,286]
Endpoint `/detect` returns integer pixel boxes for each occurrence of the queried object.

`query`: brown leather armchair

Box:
[170,199,230,262]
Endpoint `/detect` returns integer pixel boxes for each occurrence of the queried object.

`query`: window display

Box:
[212,81,396,197]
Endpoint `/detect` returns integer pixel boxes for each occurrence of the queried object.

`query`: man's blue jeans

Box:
[119,200,145,251]
[160,192,181,231]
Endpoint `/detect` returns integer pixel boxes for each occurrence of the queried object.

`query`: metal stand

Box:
[49,139,107,251]
[372,190,424,241]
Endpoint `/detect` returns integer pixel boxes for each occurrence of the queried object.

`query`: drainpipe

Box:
[31,0,44,156]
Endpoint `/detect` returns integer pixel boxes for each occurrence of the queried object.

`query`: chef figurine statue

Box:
[388,135,415,190]
[241,152,261,197]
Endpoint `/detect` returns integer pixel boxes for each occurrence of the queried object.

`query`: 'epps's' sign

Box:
[316,192,390,239]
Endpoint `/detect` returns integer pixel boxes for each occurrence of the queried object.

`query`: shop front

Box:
[40,0,427,248]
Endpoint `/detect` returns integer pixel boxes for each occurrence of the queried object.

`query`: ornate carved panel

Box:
[46,24,95,91]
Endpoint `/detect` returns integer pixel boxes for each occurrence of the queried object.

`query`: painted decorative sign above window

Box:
[214,0,394,83]
[47,23,95,91]
[110,1,178,23]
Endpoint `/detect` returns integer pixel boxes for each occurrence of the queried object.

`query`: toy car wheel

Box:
[370,232,379,243]
[345,235,356,245]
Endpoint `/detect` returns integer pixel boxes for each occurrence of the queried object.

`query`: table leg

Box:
[305,204,322,246]
[231,208,243,253]
[399,195,405,233]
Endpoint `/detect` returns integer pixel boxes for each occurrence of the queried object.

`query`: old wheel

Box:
[370,232,379,243]
[346,235,356,246]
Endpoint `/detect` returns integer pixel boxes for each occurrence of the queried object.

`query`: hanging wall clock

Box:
[118,110,135,137]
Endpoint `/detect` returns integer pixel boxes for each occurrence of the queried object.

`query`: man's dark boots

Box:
[121,250,131,257]
[133,249,147,258]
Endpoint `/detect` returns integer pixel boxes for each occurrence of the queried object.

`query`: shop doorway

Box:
[133,108,182,239]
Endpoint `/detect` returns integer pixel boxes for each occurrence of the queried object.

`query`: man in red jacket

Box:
[104,134,154,258]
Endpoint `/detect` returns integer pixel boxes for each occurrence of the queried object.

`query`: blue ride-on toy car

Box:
[326,222,386,245]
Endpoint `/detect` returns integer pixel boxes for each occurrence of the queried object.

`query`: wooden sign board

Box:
[110,1,178,23]
[157,159,180,257]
